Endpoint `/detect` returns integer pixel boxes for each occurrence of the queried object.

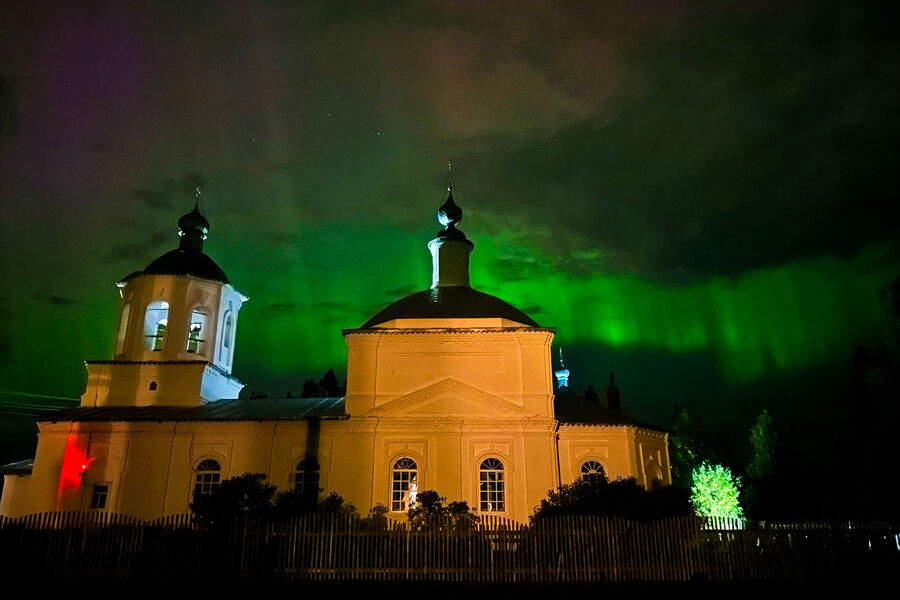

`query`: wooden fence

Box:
[0,511,896,582]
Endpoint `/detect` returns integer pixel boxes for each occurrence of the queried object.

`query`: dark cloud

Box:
[466,2,900,283]
[47,296,80,306]
[135,189,174,210]
[101,231,167,264]
[133,173,207,212]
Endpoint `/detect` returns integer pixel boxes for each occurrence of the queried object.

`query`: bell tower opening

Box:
[187,308,210,355]
[143,301,169,351]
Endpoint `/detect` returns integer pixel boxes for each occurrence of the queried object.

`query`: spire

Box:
[177,186,210,253]
[555,348,570,389]
[428,165,474,288]
[606,371,622,411]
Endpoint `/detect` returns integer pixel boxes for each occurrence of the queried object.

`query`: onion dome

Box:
[361,169,539,328]
[436,180,469,242]
[122,188,229,284]
[177,206,210,239]
[177,187,210,253]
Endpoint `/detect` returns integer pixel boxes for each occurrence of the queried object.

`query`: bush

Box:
[272,490,357,520]
[190,473,277,528]
[531,476,692,523]
[407,490,479,532]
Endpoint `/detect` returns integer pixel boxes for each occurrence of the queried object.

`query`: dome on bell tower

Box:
[134,187,229,284]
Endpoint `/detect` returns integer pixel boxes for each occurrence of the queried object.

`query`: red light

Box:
[59,437,89,489]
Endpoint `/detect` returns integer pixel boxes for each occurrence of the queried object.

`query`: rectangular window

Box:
[90,484,109,509]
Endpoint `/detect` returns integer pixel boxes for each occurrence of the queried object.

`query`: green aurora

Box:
[1,1,898,487]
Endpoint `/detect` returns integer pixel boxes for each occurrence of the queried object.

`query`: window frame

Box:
[220,310,234,365]
[293,458,320,499]
[143,300,170,352]
[390,457,418,513]
[580,459,606,484]
[89,483,110,510]
[186,306,211,356]
[478,457,507,513]
[193,458,222,498]
[115,303,131,356]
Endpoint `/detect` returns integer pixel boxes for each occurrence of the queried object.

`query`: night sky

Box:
[1,1,899,494]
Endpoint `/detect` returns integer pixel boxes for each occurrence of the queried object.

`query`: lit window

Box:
[90,484,109,509]
[186,308,209,355]
[391,457,417,512]
[581,460,606,484]
[144,301,169,351]
[193,459,221,497]
[479,458,505,512]
[293,459,320,499]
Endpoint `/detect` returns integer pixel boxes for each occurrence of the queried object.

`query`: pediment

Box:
[367,378,536,418]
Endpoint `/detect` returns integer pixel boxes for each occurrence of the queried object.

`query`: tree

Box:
[747,409,776,480]
[531,476,691,523]
[743,409,777,518]
[190,473,277,528]
[273,490,357,519]
[320,369,343,397]
[300,379,323,398]
[407,490,479,531]
[669,406,710,487]
[690,462,743,519]
[300,369,345,398]
[361,503,391,530]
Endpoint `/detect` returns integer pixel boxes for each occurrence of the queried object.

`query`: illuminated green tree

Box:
[690,461,743,519]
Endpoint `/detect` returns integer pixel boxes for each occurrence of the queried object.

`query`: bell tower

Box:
[81,189,247,407]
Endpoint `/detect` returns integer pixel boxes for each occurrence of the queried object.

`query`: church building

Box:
[0,183,670,523]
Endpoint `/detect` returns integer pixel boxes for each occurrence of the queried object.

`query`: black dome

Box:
[177,206,210,235]
[141,248,229,284]
[362,286,539,328]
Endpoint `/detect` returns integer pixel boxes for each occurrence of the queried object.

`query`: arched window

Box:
[149,381,157,391]
[479,458,506,512]
[186,308,210,355]
[581,460,606,485]
[115,303,131,356]
[646,464,663,489]
[293,459,320,500]
[221,311,234,364]
[143,301,169,351]
[391,457,418,512]
[193,459,221,497]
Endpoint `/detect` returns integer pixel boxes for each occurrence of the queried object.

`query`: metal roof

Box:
[37,397,346,423]
[0,459,34,475]
[554,389,668,432]
[362,286,540,328]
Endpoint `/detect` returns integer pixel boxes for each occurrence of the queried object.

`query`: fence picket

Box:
[0,510,896,581]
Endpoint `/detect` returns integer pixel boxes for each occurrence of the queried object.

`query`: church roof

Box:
[136,248,230,284]
[554,388,668,432]
[0,458,34,476]
[37,397,346,423]
[362,286,540,328]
